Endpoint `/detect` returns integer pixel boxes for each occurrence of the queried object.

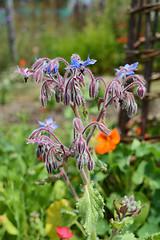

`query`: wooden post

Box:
[5,0,16,62]
[118,0,138,136]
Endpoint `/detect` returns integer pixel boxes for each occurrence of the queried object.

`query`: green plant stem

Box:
[80,168,89,185]
[60,167,79,201]
[91,228,97,240]
[70,98,98,239]
[84,163,90,183]
[75,220,87,236]
[109,229,119,240]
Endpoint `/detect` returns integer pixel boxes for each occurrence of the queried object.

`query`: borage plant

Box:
[17,54,146,239]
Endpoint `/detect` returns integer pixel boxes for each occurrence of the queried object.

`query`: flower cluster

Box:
[27,116,111,173]
[17,54,146,174]
[17,54,97,108]
[113,195,144,221]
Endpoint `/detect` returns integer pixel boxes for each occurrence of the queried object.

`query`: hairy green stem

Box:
[75,220,87,236]
[60,167,79,201]
[109,229,119,240]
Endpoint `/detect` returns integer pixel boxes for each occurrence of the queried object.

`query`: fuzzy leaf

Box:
[76,182,104,235]
[110,217,133,232]
[61,209,78,227]
[115,232,137,240]
[142,232,160,240]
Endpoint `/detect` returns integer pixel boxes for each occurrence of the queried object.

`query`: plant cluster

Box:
[16,53,148,240]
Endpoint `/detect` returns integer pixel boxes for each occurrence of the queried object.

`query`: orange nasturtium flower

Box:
[95,128,120,154]
[19,59,27,67]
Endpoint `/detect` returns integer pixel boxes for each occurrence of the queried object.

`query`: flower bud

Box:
[45,161,52,174]
[77,155,84,170]
[137,85,146,99]
[63,92,70,106]
[89,81,98,99]
[43,152,47,162]
[97,123,111,136]
[35,68,44,83]
[75,95,82,106]
[88,158,94,171]
[40,94,47,107]
[127,103,137,117]
[50,152,58,170]
[55,89,60,103]
[31,58,44,71]
[73,118,84,132]
[36,144,43,158]
[75,134,86,154]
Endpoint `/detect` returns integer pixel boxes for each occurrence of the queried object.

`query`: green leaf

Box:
[134,142,151,158]
[106,192,121,213]
[133,192,150,228]
[110,217,133,232]
[52,180,67,200]
[115,232,137,240]
[137,222,160,238]
[130,139,141,151]
[141,232,160,240]
[96,219,109,236]
[132,161,147,185]
[76,182,104,235]
[145,160,160,190]
[0,213,18,235]
[61,209,77,227]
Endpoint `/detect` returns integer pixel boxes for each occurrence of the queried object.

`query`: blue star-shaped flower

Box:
[38,117,59,131]
[65,55,97,70]
[114,62,138,79]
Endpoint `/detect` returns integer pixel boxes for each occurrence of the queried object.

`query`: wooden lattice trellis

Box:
[118,0,160,138]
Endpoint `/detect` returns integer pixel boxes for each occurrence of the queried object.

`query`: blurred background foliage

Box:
[0,0,160,239]
[0,0,129,74]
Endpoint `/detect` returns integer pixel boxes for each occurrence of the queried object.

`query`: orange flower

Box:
[19,59,26,67]
[95,128,120,154]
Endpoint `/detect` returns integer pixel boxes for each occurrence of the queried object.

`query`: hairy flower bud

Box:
[50,152,58,170]
[137,85,146,99]
[55,88,60,103]
[75,134,86,154]
[97,123,111,136]
[77,155,84,170]
[88,158,94,171]
[63,92,70,106]
[31,58,44,71]
[89,81,98,99]
[40,94,47,107]
[75,95,82,106]
[45,161,52,174]
[86,149,94,171]
[43,152,47,162]
[73,118,84,132]
[36,144,43,158]
[127,103,137,117]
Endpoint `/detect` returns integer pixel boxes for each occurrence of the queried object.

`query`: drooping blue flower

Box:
[114,62,139,79]
[65,55,97,70]
[38,117,59,131]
